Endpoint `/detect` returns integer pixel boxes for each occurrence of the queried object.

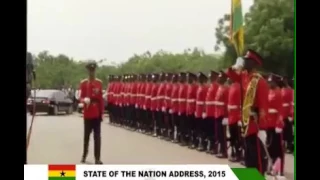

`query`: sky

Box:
[27,0,253,64]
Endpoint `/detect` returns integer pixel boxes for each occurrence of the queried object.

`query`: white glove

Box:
[232,57,244,70]
[78,103,84,108]
[119,103,122,107]
[275,127,283,133]
[258,130,267,146]
[126,103,129,106]
[84,97,90,104]
[169,109,173,114]
[222,118,229,125]
[202,112,207,119]
[135,104,138,108]
[161,106,166,112]
[288,117,293,122]
[143,105,146,110]
[178,112,181,116]
[237,121,242,127]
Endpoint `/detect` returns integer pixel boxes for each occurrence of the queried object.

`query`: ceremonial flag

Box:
[48,165,76,180]
[230,0,244,56]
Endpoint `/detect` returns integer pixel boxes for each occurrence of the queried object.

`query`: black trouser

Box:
[108,104,114,123]
[83,118,101,161]
[205,117,215,142]
[283,118,294,151]
[267,128,285,175]
[156,111,164,131]
[229,123,241,157]
[129,105,136,127]
[186,115,196,143]
[145,110,152,131]
[137,108,143,128]
[244,133,268,175]
[216,116,227,154]
[178,113,187,138]
[195,118,206,140]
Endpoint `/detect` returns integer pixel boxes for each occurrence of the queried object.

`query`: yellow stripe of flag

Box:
[48,170,76,177]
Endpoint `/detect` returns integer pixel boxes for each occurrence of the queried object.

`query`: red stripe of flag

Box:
[48,165,76,171]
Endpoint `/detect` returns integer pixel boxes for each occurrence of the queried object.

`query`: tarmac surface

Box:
[27,113,294,179]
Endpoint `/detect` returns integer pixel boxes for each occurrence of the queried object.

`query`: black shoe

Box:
[80,157,86,163]
[95,160,103,164]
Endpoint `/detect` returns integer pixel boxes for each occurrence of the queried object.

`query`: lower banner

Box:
[24,164,265,180]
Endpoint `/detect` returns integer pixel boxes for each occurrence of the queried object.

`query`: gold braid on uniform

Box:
[241,73,261,136]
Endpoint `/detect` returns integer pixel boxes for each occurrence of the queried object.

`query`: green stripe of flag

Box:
[231,0,244,56]
[49,177,76,180]
[231,168,265,180]
[232,0,244,33]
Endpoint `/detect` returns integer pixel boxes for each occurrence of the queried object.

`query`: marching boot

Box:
[95,160,103,164]
[173,126,179,143]
[153,125,158,137]
[180,134,187,146]
[188,132,194,148]
[216,146,228,158]
[206,140,212,154]
[197,137,205,151]
[211,142,218,154]
[228,147,238,162]
[165,129,171,141]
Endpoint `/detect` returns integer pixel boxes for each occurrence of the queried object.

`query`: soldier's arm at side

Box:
[224,87,229,118]
[99,81,104,114]
[256,78,269,130]
[276,91,284,129]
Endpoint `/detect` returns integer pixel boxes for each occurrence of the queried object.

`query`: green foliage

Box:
[34,49,223,88]
[214,0,294,76]
[34,0,294,88]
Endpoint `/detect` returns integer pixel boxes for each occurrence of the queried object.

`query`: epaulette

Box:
[96,78,102,82]
[80,78,88,83]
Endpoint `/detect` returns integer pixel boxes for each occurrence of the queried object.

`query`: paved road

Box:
[27,113,294,179]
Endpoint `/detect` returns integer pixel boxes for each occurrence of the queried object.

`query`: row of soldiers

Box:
[106,70,294,175]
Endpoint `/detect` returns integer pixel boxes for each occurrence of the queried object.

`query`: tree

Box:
[33,48,223,88]
[214,0,294,76]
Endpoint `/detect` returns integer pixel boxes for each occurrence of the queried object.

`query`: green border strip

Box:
[231,168,265,180]
[293,0,296,179]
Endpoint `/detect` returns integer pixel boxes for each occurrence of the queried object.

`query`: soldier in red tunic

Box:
[150,74,160,136]
[288,78,294,152]
[123,75,130,127]
[143,74,153,133]
[177,72,188,145]
[113,76,121,125]
[204,70,219,153]
[163,73,173,140]
[156,72,167,138]
[170,74,180,143]
[281,77,294,153]
[186,72,198,148]
[266,74,285,177]
[106,75,115,124]
[227,77,242,162]
[129,74,138,130]
[79,61,104,164]
[195,72,208,150]
[137,74,147,132]
[214,71,229,159]
[226,49,269,175]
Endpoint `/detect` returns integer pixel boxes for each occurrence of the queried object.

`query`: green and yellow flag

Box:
[230,0,244,56]
[48,165,76,180]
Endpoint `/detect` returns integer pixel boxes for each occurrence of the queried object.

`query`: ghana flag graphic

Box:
[48,165,76,180]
